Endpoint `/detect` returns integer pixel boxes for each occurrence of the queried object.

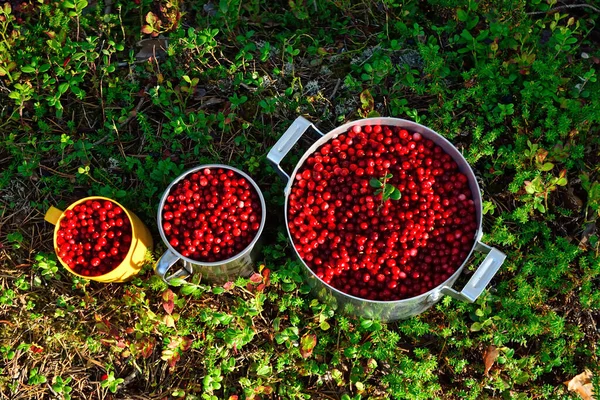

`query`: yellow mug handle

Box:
[45,206,64,226]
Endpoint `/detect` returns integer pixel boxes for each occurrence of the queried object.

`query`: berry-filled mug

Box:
[155,165,266,284]
[44,196,153,282]
[267,116,506,322]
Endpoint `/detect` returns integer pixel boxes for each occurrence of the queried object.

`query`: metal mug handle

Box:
[267,116,323,183]
[156,249,191,284]
[441,242,506,303]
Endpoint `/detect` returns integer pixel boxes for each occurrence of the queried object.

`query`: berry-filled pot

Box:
[267,117,506,321]
[155,165,266,284]
[44,196,154,282]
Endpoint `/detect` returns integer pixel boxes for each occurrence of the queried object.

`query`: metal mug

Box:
[155,164,266,284]
[267,116,506,321]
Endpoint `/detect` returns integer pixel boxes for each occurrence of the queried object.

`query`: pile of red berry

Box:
[288,124,477,301]
[161,168,262,262]
[56,199,132,277]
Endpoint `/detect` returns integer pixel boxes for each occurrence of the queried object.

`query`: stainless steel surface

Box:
[267,116,507,321]
[156,249,191,282]
[266,116,323,182]
[440,242,506,302]
[155,164,266,284]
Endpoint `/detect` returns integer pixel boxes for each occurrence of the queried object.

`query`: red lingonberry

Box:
[56,199,132,277]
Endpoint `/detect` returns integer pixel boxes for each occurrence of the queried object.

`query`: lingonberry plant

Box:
[370,172,402,210]
[288,124,476,300]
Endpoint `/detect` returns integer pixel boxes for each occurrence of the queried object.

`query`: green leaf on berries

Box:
[390,188,402,201]
[383,184,395,199]
[370,178,383,188]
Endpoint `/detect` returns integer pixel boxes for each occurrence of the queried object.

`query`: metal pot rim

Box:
[284,117,483,304]
[157,164,267,266]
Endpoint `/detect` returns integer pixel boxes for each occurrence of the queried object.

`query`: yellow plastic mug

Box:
[44,196,153,282]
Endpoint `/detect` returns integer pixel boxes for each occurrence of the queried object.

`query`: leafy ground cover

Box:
[1,0,600,398]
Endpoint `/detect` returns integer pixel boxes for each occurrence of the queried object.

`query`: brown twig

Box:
[330,78,341,100]
[39,165,76,179]
[527,3,600,15]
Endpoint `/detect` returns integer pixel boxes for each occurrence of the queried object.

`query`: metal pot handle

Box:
[441,242,506,303]
[156,249,191,284]
[267,116,323,183]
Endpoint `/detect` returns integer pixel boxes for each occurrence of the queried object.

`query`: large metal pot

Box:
[155,164,266,284]
[267,117,506,321]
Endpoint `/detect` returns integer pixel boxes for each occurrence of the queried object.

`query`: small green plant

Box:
[62,0,88,40]
[141,1,181,37]
[161,336,193,369]
[523,169,568,213]
[202,368,223,394]
[6,231,23,249]
[14,276,29,291]
[52,376,73,400]
[580,173,600,219]
[28,368,47,385]
[33,253,59,279]
[0,289,14,305]
[8,82,34,116]
[100,371,124,394]
[523,140,555,172]
[358,89,379,118]
[370,173,401,210]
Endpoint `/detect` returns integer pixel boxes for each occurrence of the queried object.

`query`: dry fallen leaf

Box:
[135,37,168,61]
[565,370,595,400]
[249,273,263,283]
[580,222,597,251]
[163,314,175,328]
[483,344,500,375]
[162,289,174,315]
